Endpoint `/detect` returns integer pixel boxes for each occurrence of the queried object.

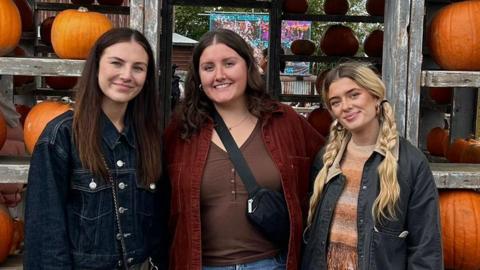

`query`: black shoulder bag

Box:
[213,111,290,247]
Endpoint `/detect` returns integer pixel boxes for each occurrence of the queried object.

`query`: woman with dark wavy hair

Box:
[164,28,325,270]
[25,28,168,269]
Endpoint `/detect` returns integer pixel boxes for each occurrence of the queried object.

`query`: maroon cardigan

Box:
[164,103,325,270]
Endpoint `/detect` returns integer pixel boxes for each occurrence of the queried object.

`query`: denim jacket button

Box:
[149,183,156,190]
[118,260,122,266]
[118,207,127,214]
[118,182,126,190]
[127,258,134,264]
[116,233,122,240]
[89,179,97,190]
[116,160,125,167]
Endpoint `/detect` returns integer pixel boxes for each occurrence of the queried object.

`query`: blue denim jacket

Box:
[24,110,169,269]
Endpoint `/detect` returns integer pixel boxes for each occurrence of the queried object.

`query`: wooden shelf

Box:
[171,0,271,8]
[421,70,480,88]
[282,13,383,23]
[0,157,30,184]
[281,55,381,63]
[432,163,480,189]
[0,57,84,76]
[35,2,130,14]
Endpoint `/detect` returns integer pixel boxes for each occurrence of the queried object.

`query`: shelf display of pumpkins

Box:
[51,7,113,59]
[321,24,359,56]
[428,1,480,71]
[0,0,21,56]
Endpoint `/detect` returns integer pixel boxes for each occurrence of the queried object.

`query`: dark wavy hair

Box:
[179,28,277,139]
[73,27,162,185]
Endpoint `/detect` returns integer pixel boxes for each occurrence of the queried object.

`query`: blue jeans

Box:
[202,252,286,270]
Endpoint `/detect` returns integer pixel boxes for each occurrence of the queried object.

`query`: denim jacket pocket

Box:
[69,172,114,252]
[369,227,407,270]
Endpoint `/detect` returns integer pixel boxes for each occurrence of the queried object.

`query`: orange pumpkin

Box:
[460,139,480,163]
[428,87,452,104]
[366,0,385,16]
[13,0,33,32]
[290,39,316,56]
[446,138,472,163]
[0,0,22,56]
[45,76,78,90]
[324,0,349,15]
[363,29,384,57]
[40,16,55,45]
[307,107,333,137]
[426,126,449,157]
[0,204,14,263]
[429,1,480,70]
[283,0,308,13]
[51,7,113,59]
[440,190,480,269]
[320,25,359,56]
[24,101,71,154]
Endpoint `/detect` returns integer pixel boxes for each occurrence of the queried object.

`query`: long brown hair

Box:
[73,27,162,185]
[179,28,277,139]
[307,62,399,225]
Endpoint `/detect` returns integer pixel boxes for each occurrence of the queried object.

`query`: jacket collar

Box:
[326,132,399,183]
[101,110,136,150]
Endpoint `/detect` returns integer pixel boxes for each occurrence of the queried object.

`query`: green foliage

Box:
[174,6,209,41]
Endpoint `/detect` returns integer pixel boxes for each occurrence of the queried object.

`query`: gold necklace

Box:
[227,113,250,130]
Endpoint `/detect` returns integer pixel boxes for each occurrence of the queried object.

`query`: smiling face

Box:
[98,40,149,111]
[198,42,249,109]
[327,77,380,136]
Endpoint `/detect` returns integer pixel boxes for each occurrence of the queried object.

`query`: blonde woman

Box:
[302,62,443,270]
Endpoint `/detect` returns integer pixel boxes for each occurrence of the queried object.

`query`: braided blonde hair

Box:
[307,62,400,225]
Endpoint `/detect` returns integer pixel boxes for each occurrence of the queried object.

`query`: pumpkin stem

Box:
[78,6,89,12]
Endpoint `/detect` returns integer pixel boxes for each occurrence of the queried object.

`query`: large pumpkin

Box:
[426,126,448,157]
[24,101,71,154]
[460,139,480,163]
[290,39,316,56]
[0,0,22,56]
[324,0,349,15]
[51,7,113,59]
[363,29,384,57]
[0,204,14,263]
[429,1,480,70]
[440,190,480,269]
[366,0,385,16]
[13,0,33,32]
[283,0,308,13]
[320,25,359,56]
[307,107,333,137]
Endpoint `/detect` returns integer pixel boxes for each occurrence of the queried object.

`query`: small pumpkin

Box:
[0,204,14,263]
[0,0,22,56]
[366,0,385,16]
[320,24,359,56]
[440,190,480,269]
[97,0,124,5]
[446,138,472,163]
[51,7,113,59]
[290,39,316,56]
[460,139,480,163]
[283,0,308,13]
[15,104,30,127]
[324,0,349,15]
[363,29,384,57]
[307,107,333,137]
[13,0,33,32]
[24,100,71,154]
[45,76,78,90]
[426,126,449,157]
[40,16,55,45]
[429,1,480,70]
[428,87,452,104]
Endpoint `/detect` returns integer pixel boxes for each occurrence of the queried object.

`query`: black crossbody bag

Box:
[213,111,290,247]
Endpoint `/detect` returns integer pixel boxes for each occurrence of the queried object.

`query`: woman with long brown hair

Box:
[302,62,442,270]
[24,28,168,269]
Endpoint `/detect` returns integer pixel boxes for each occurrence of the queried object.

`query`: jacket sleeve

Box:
[24,136,73,269]
[406,158,444,270]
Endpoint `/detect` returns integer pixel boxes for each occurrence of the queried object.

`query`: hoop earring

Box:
[334,120,344,131]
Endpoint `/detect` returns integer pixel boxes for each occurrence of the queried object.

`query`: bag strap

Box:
[213,110,260,196]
